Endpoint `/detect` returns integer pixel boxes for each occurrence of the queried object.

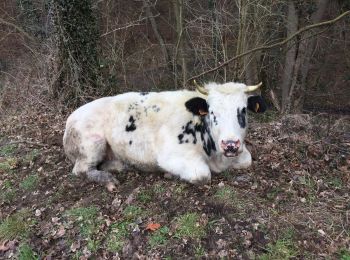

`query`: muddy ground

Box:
[0,110,349,259]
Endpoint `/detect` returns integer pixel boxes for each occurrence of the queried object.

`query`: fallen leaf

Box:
[146,223,161,231]
[70,241,81,252]
[0,240,16,252]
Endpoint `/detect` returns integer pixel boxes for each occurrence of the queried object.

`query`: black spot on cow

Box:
[178,134,184,144]
[237,107,246,128]
[140,92,149,96]
[177,117,216,156]
[129,140,133,145]
[152,105,160,112]
[126,116,137,132]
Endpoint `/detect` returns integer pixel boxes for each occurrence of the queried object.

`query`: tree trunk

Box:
[143,0,171,70]
[173,0,187,88]
[280,1,298,113]
[292,0,329,112]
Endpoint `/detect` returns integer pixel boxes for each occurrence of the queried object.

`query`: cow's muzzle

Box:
[221,139,241,157]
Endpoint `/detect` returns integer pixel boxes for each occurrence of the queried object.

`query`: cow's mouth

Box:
[224,151,238,157]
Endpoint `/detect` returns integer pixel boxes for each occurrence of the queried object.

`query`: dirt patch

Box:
[0,111,349,258]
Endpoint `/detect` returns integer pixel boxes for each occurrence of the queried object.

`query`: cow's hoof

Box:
[106,181,118,192]
[164,172,174,179]
[189,176,211,185]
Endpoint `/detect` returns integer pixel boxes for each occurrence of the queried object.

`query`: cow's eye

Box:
[242,107,246,114]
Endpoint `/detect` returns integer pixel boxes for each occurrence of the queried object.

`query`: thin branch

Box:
[187,10,350,84]
[100,14,159,37]
[0,17,35,42]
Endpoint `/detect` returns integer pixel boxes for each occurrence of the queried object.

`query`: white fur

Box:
[63,82,255,184]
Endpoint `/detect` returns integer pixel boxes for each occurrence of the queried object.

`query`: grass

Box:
[0,158,17,173]
[214,186,237,203]
[65,206,102,252]
[258,228,298,260]
[339,249,350,260]
[0,209,32,240]
[25,149,40,162]
[18,243,39,260]
[138,189,153,204]
[123,205,144,220]
[174,213,206,239]
[106,221,131,252]
[0,143,17,156]
[194,244,205,258]
[20,174,39,191]
[148,226,169,248]
[0,180,16,203]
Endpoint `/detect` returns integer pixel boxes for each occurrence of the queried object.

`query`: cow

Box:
[63,81,266,189]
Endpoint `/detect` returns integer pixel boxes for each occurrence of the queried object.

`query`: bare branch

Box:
[187,10,350,84]
[0,17,35,42]
[100,15,159,37]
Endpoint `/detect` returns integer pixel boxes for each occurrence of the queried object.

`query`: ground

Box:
[0,109,349,259]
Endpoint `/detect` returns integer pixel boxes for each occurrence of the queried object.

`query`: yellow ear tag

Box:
[199,110,208,116]
[255,103,260,112]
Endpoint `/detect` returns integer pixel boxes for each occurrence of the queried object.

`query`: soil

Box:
[0,109,349,259]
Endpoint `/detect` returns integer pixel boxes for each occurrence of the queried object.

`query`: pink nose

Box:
[221,139,241,153]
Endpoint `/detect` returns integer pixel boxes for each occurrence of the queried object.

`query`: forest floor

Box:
[0,109,349,259]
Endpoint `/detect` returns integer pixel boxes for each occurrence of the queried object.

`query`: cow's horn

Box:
[245,82,262,93]
[194,80,208,95]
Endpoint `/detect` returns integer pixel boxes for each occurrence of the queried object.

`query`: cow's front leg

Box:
[157,156,211,184]
[231,144,252,169]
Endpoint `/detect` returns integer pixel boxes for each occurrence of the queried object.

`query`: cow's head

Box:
[185,81,266,157]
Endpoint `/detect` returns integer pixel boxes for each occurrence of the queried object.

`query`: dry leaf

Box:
[146,223,161,231]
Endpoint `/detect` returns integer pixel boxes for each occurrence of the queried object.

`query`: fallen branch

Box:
[187,10,350,84]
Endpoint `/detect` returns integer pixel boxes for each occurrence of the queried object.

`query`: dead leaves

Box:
[0,240,17,253]
[146,223,161,231]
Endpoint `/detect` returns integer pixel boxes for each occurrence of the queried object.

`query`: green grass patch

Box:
[0,209,33,240]
[18,243,39,260]
[20,174,39,191]
[0,143,17,156]
[25,149,40,163]
[123,205,144,220]
[148,226,169,248]
[258,228,298,260]
[137,189,153,204]
[214,186,237,203]
[194,244,205,258]
[339,248,350,260]
[65,206,102,252]
[327,176,343,189]
[106,221,131,252]
[0,158,17,173]
[0,179,16,204]
[174,213,206,239]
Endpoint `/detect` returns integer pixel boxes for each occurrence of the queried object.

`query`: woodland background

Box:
[0,0,349,259]
[0,0,349,113]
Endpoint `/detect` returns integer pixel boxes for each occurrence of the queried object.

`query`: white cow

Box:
[63,82,266,188]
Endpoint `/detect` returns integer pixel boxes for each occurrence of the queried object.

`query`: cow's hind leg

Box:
[71,135,119,188]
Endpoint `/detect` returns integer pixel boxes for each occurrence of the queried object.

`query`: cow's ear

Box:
[185,97,209,116]
[248,95,267,113]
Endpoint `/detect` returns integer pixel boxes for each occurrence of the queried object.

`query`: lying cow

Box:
[63,82,266,188]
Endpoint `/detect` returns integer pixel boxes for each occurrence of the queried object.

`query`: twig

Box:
[0,17,35,42]
[100,14,159,37]
[187,10,350,84]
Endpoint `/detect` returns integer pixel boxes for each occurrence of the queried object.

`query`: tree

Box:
[51,0,100,106]
[280,0,330,113]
